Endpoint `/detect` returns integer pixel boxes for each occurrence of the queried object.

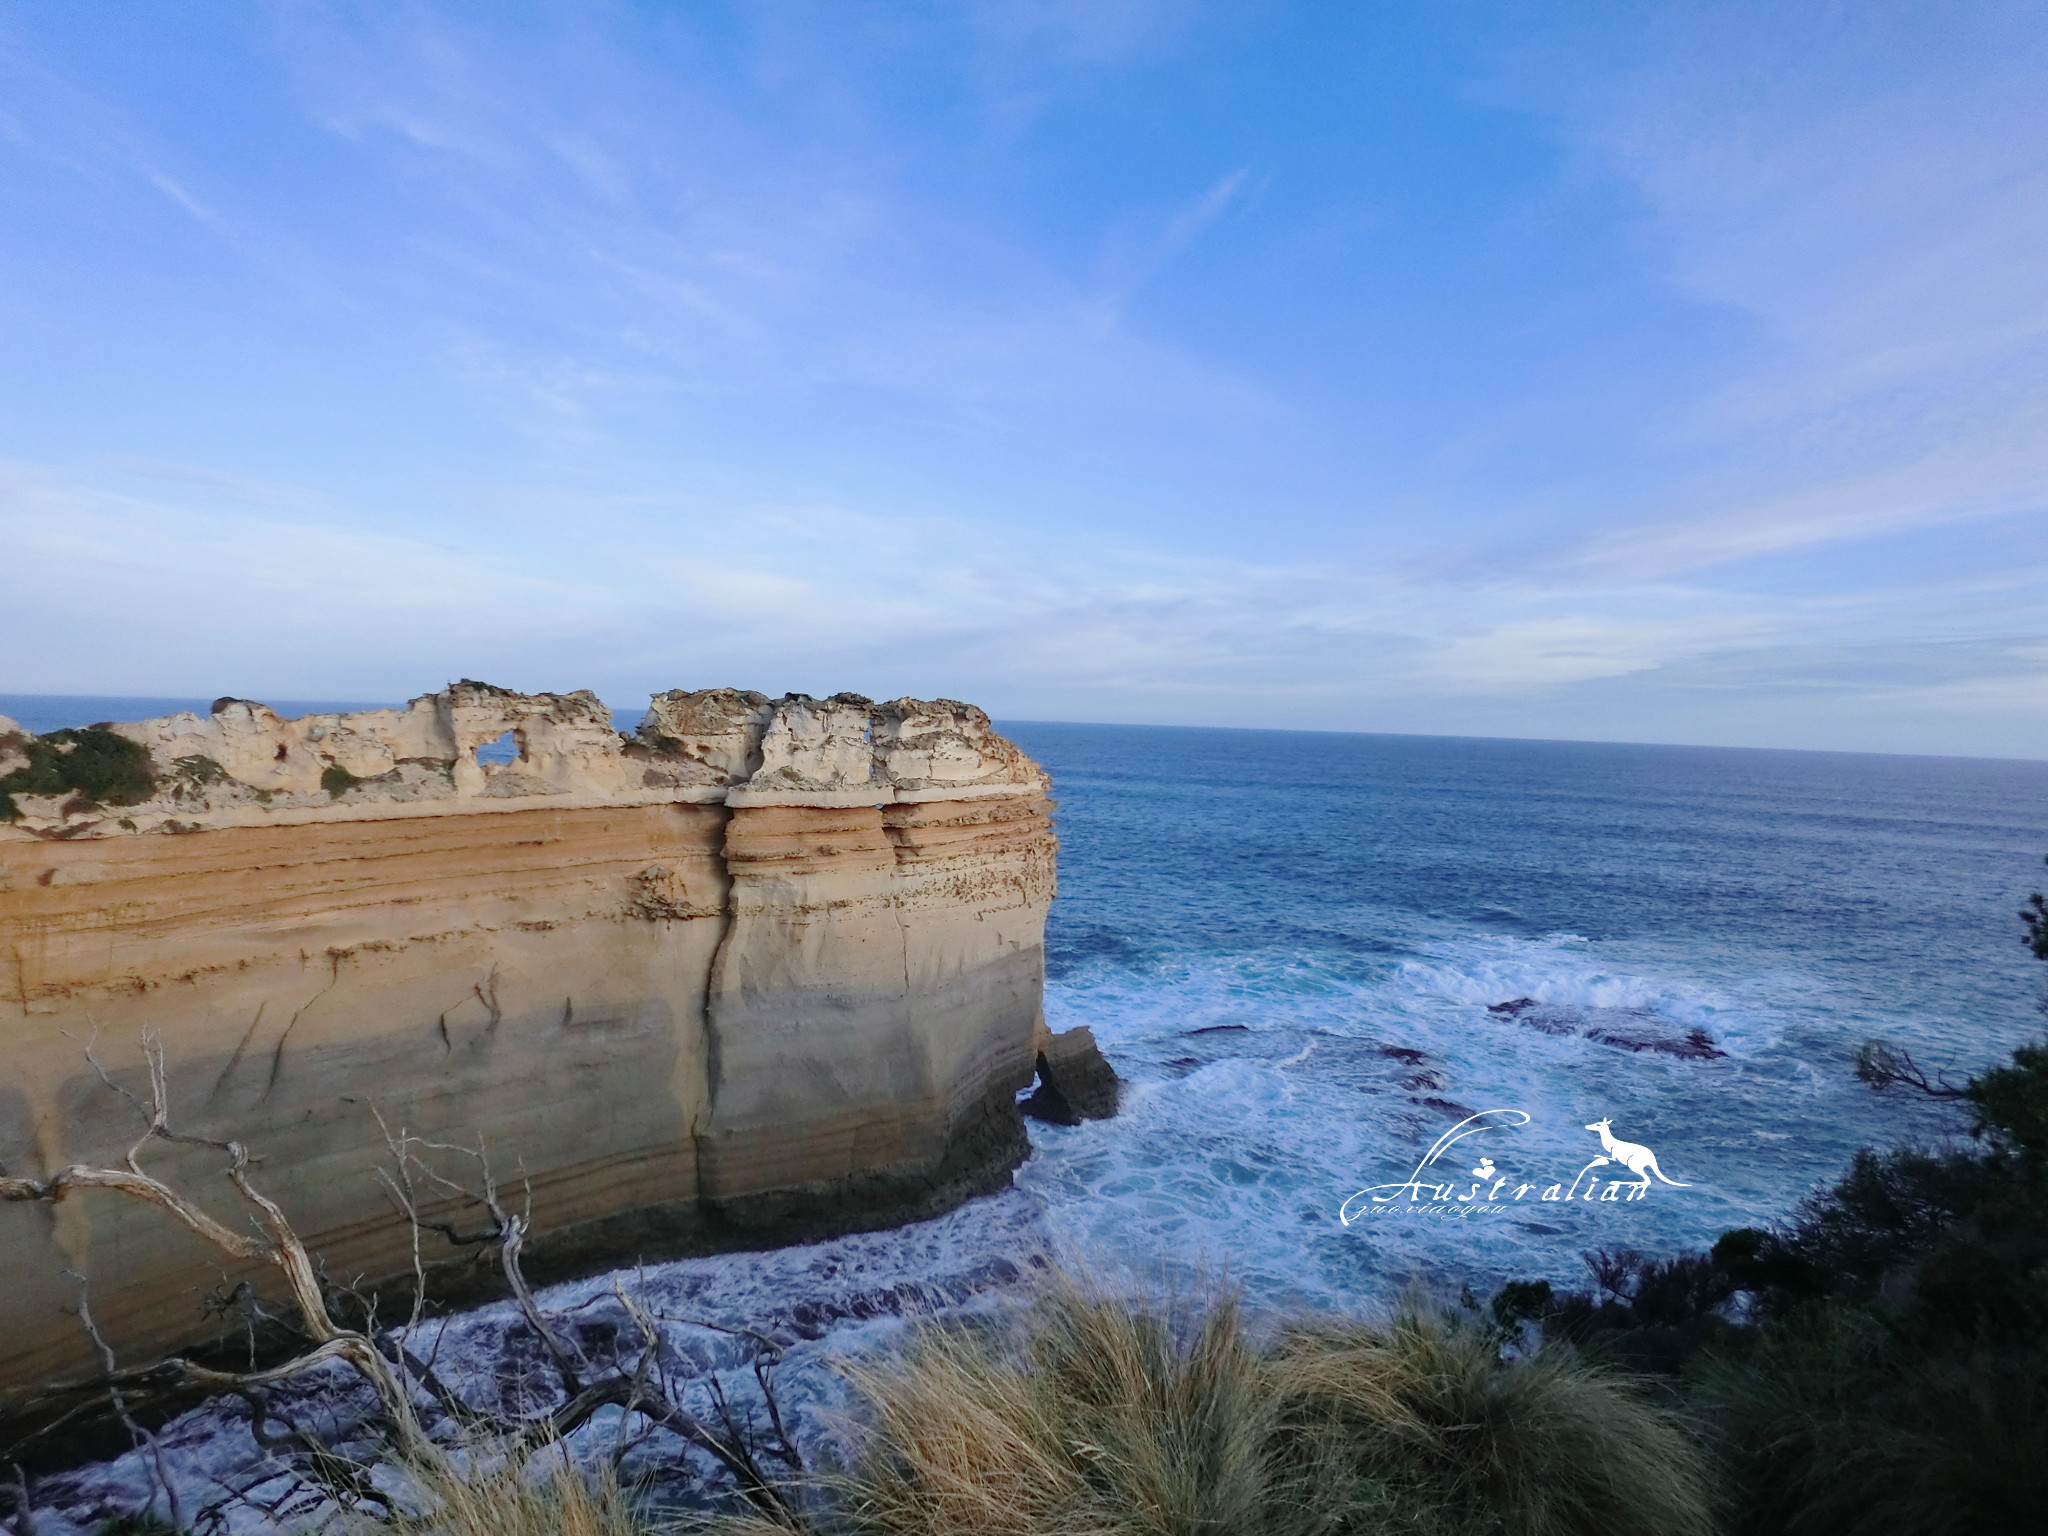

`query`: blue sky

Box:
[1,2,2044,756]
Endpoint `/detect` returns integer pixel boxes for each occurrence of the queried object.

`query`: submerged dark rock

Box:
[1487,1000,1727,1060]
[1586,1024,1726,1060]
[1023,1026,1123,1125]
[1416,1095,1481,1120]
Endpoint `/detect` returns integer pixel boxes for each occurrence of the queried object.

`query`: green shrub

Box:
[1694,1305,2048,1536]
[0,726,157,820]
[1488,1279,1554,1338]
[322,763,361,798]
[170,754,229,788]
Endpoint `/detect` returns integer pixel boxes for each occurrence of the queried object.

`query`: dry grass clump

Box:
[368,1278,1715,1536]
[780,1276,1715,1536]
[356,1442,652,1536]
[831,1281,1298,1536]
[1275,1303,1716,1536]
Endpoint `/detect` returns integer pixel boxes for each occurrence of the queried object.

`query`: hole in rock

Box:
[476,729,520,766]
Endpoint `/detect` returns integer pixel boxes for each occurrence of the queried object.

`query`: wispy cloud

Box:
[2,4,2043,755]
[116,460,325,513]
[1492,2,2048,578]
[144,168,213,221]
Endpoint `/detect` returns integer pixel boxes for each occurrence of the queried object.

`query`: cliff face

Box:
[0,686,1055,1397]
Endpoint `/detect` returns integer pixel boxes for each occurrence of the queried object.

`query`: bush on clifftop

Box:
[0,725,157,821]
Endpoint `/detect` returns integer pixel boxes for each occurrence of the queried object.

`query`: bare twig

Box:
[71,1274,182,1533]
[228,1387,395,1516]
[7,1463,36,1536]
[1853,1039,1970,1099]
[10,1042,812,1531]
[373,1122,586,1395]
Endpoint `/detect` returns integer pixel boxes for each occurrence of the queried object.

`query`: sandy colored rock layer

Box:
[0,686,1055,1399]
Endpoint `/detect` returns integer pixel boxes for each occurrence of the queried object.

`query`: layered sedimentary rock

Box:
[0,685,1055,1398]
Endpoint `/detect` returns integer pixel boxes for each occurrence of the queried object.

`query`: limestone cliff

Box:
[0,686,1055,1398]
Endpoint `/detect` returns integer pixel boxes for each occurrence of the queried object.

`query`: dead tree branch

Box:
[7,1463,36,1536]
[375,1123,807,1522]
[3,1036,809,1529]
[1,1034,431,1461]
[1853,1039,1971,1100]
[71,1273,183,1533]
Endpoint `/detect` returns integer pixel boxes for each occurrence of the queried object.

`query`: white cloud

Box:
[4,450,2042,755]
[3,5,2044,757]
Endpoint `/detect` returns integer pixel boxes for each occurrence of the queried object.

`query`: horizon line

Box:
[3,689,2043,768]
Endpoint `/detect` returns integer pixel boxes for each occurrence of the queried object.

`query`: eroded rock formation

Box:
[0,685,1055,1399]
[1022,1023,1123,1126]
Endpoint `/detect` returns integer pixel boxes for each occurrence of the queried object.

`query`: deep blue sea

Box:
[13,696,2048,1526]
[1004,720,2048,1304]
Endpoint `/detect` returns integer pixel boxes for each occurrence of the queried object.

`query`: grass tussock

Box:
[1275,1306,1715,1536]
[778,1276,1714,1536]
[833,1281,1288,1536]
[356,1443,649,1536]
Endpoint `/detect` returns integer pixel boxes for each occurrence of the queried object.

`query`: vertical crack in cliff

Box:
[208,1000,267,1101]
[476,967,503,1038]
[896,885,912,1009]
[265,953,345,1099]
[883,814,912,1007]
[699,809,740,1117]
[5,941,27,1015]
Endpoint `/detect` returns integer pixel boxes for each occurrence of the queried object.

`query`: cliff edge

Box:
[0,685,1055,1398]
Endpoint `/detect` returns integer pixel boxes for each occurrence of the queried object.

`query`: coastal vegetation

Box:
[322,1284,1711,1536]
[1501,853,2048,1535]
[789,1281,1710,1536]
[2,1088,1714,1536]
[5,860,2046,1534]
[0,725,157,822]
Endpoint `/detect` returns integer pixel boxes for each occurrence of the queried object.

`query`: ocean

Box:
[10,697,2048,1525]
[1004,720,2048,1304]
